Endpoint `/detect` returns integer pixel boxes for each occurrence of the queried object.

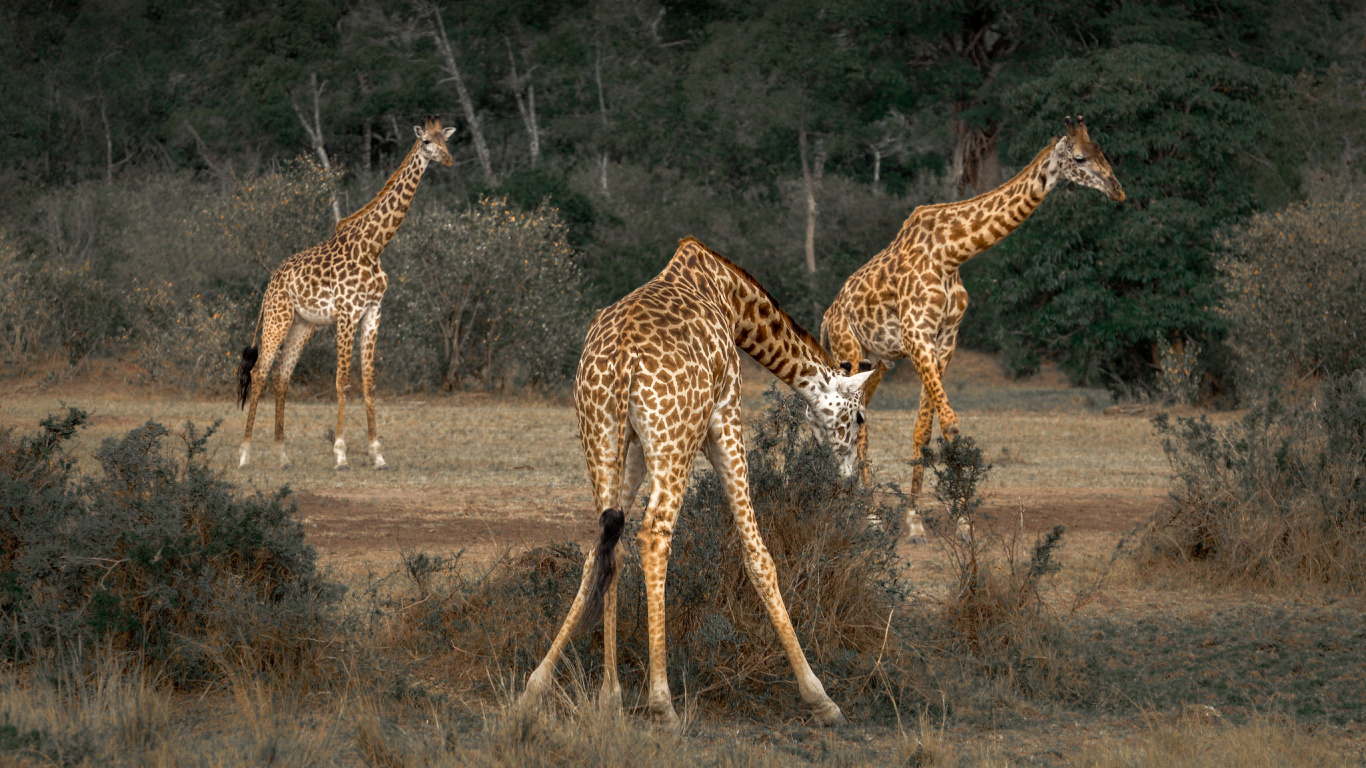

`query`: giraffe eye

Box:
[1074,155,1086,163]
[855,412,865,425]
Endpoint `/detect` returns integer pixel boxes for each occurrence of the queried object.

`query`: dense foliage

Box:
[0,0,1362,392]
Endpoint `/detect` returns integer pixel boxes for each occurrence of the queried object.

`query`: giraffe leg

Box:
[359,305,388,470]
[240,293,291,470]
[271,320,315,469]
[523,436,646,712]
[600,439,646,711]
[634,459,690,727]
[703,410,845,725]
[855,363,887,485]
[521,540,599,704]
[906,386,935,544]
[333,317,358,470]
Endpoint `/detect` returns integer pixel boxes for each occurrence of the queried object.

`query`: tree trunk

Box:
[594,40,610,196]
[950,115,1002,196]
[799,128,824,316]
[358,74,373,174]
[425,1,495,185]
[506,36,540,167]
[99,96,113,185]
[290,72,342,224]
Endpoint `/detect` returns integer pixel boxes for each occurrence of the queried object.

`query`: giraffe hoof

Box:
[374,463,391,472]
[238,463,252,472]
[334,464,351,472]
[907,536,928,546]
[812,701,846,727]
[943,424,960,439]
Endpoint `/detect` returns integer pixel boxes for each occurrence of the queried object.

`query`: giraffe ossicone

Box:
[236,115,455,472]
[822,115,1124,538]
[519,237,870,727]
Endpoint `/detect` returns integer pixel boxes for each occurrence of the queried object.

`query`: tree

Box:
[962,43,1277,387]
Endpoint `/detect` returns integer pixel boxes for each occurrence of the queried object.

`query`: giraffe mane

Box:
[912,140,1058,217]
[679,236,833,367]
[334,139,421,232]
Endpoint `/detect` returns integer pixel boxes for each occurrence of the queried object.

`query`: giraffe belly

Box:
[294,304,335,326]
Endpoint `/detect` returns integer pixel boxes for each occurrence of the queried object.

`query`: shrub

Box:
[0,410,341,686]
[392,386,918,720]
[1221,199,1366,399]
[1139,370,1366,590]
[392,389,1090,722]
[383,197,587,391]
[917,436,1086,701]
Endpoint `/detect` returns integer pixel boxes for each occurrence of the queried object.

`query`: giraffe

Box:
[236,115,455,471]
[822,116,1124,536]
[519,236,874,727]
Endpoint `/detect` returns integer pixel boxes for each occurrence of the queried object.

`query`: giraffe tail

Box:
[580,338,635,630]
[236,345,259,410]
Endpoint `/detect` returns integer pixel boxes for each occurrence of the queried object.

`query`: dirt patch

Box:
[294,487,596,569]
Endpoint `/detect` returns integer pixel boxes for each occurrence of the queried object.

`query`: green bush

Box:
[0,410,341,686]
[1140,370,1366,590]
[1221,199,1366,399]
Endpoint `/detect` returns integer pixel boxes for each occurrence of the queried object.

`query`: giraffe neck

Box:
[669,239,832,388]
[336,139,430,259]
[921,138,1067,268]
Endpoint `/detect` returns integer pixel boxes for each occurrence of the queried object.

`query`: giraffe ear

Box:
[836,369,876,396]
[413,125,424,139]
[442,127,456,139]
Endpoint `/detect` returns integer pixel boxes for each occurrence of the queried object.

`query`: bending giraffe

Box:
[822,116,1124,537]
[519,237,874,726]
[236,115,455,471]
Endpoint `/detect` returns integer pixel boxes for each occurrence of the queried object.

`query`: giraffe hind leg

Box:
[240,294,292,470]
[333,317,357,470]
[358,305,387,469]
[272,320,316,469]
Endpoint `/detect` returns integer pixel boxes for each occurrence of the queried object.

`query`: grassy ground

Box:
[2,351,1363,765]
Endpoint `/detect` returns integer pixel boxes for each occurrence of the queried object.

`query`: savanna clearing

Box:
[3,351,1363,767]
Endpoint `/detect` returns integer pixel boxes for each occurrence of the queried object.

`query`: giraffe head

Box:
[1053,115,1124,202]
[413,115,456,167]
[798,362,876,478]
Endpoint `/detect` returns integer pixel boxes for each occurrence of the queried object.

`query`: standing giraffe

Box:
[236,115,455,471]
[822,116,1124,535]
[519,237,874,726]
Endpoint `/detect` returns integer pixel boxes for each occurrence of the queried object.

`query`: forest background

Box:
[2,0,1364,400]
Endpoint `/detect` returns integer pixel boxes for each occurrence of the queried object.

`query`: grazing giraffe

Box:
[519,237,874,727]
[236,115,455,471]
[822,116,1124,536]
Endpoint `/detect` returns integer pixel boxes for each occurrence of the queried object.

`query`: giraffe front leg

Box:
[705,417,844,726]
[905,388,934,544]
[359,306,388,470]
[333,318,357,471]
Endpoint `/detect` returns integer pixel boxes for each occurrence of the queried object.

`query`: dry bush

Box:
[915,437,1091,703]
[382,197,587,392]
[1222,198,1366,399]
[0,409,342,687]
[1139,371,1366,590]
[390,387,919,721]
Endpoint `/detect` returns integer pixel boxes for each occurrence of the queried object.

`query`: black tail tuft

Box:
[236,345,259,409]
[580,508,626,630]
